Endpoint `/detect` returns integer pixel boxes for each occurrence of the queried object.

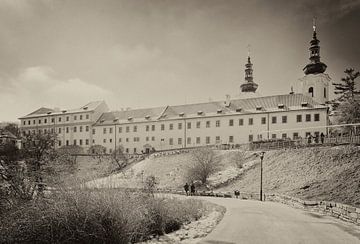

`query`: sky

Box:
[0,0,359,122]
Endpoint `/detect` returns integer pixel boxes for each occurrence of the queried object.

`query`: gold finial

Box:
[313,17,316,32]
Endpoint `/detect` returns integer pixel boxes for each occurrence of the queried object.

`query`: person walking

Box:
[184,183,189,196]
[190,183,195,196]
[307,134,312,144]
[320,132,325,144]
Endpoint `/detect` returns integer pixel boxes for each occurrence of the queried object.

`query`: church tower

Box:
[240,52,258,93]
[296,19,330,104]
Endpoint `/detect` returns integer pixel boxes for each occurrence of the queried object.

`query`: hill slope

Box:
[219,146,360,207]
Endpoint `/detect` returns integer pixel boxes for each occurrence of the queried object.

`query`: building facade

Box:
[19,24,331,154]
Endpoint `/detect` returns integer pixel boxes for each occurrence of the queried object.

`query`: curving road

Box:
[197,197,360,244]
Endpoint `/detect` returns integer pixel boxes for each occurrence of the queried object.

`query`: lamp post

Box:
[259,151,265,201]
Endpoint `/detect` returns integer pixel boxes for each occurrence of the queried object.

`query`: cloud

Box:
[0,66,116,121]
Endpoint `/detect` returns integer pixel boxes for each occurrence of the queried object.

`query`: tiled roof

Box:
[19,101,105,119]
[95,93,327,125]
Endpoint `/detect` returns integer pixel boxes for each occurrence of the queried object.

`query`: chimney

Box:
[224,94,231,107]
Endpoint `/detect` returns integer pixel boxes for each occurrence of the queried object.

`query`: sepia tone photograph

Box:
[0,0,360,243]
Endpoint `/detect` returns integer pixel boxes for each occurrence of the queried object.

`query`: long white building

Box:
[19,25,331,154]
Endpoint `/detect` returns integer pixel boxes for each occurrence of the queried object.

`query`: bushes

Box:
[0,189,204,243]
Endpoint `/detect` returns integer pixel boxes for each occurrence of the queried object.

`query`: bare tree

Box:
[88,145,106,163]
[186,147,221,184]
[110,146,128,171]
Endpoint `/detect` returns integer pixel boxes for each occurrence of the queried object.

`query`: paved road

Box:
[197,197,360,244]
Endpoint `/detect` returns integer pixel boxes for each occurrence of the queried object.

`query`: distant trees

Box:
[3,123,20,137]
[332,68,360,133]
[186,148,221,184]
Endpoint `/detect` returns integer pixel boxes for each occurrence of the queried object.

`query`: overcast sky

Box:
[0,0,359,122]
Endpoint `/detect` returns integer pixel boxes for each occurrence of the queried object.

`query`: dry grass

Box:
[0,188,205,243]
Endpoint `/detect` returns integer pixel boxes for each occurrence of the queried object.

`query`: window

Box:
[169,138,173,145]
[161,124,165,131]
[74,115,77,121]
[79,139,83,146]
[51,118,54,123]
[39,119,41,124]
[126,148,129,153]
[293,132,299,139]
[80,115,83,120]
[261,117,266,124]
[178,138,182,145]
[249,118,253,125]
[187,122,191,129]
[119,127,122,133]
[206,136,210,144]
[28,120,30,125]
[308,87,314,97]
[110,139,113,143]
[59,117,62,122]
[196,121,201,128]
[282,116,287,123]
[73,139,77,145]
[314,114,320,121]
[196,137,200,144]
[44,119,47,124]
[282,133,287,139]
[151,125,155,131]
[178,123,182,130]
[151,136,155,141]
[272,116,277,124]
[66,116,69,121]
[187,137,191,145]
[206,121,210,128]
[146,136,149,142]
[126,126,130,132]
[169,124,173,130]
[272,134,277,139]
[229,119,234,126]
[103,139,106,143]
[239,119,244,126]
[103,128,107,134]
[66,140,69,146]
[216,120,220,127]
[296,115,302,122]
[126,138,129,142]
[73,127,77,132]
[215,136,220,143]
[109,128,113,134]
[86,139,89,145]
[66,127,69,133]
[249,135,253,142]
[86,114,89,119]
[58,141,62,147]
[119,138,122,142]
[58,128,62,133]
[86,126,89,132]
[146,125,149,132]
[134,148,137,154]
[80,126,83,132]
[92,128,96,135]
[229,136,234,143]
[306,114,311,122]
[33,120,35,124]
[133,126,137,132]
[324,87,327,98]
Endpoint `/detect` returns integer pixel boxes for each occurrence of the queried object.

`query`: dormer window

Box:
[278,104,284,109]
[235,108,242,112]
[256,106,262,111]
[47,112,52,115]
[100,119,105,123]
[83,107,88,110]
[217,109,222,114]
[62,110,67,113]
[179,112,185,117]
[145,115,150,120]
[113,119,118,122]
[197,111,203,115]
[301,102,308,107]
[128,117,133,121]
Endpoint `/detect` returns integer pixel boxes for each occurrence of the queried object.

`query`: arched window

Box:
[324,87,326,98]
[308,87,314,97]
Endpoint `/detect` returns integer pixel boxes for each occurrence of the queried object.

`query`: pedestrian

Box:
[307,134,312,144]
[320,132,325,144]
[184,183,189,196]
[234,190,240,199]
[190,183,195,196]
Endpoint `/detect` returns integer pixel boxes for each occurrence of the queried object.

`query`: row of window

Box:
[61,139,90,147]
[23,114,90,126]
[23,125,90,135]
[95,114,321,135]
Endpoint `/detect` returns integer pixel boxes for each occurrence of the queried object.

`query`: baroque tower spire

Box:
[240,45,258,93]
[303,18,327,75]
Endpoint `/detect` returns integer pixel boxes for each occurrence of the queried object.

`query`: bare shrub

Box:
[186,148,221,184]
[0,188,205,243]
[110,146,128,171]
[232,151,249,169]
[144,175,159,195]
